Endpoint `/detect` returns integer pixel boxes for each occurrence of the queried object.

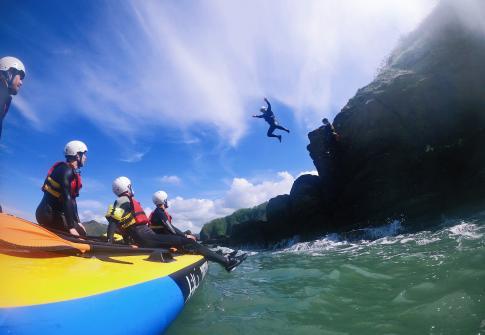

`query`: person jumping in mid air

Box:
[253,97,290,142]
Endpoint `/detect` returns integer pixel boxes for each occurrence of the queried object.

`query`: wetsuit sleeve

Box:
[58,166,78,229]
[264,98,272,112]
[107,221,117,243]
[0,84,11,140]
[158,210,179,235]
[73,199,80,223]
[169,222,185,236]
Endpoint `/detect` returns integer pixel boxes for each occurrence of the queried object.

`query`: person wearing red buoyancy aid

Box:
[106,177,247,272]
[36,140,88,237]
[149,190,197,241]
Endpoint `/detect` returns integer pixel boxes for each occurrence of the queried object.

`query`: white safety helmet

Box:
[152,190,168,206]
[64,140,88,157]
[112,176,133,196]
[0,56,26,79]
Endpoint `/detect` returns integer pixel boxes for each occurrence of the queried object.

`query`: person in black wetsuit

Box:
[149,190,197,241]
[105,177,247,272]
[321,118,339,156]
[253,97,290,142]
[36,141,88,237]
[0,56,26,213]
[0,56,25,141]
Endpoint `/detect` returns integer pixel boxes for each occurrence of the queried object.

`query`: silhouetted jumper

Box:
[253,98,290,142]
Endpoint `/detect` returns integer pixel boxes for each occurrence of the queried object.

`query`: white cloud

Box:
[81,177,106,194]
[65,169,319,233]
[158,175,182,185]
[168,170,316,232]
[297,170,319,178]
[223,171,294,209]
[79,210,108,224]
[77,199,105,211]
[77,199,108,223]
[22,0,437,146]
[119,149,149,163]
[11,95,42,129]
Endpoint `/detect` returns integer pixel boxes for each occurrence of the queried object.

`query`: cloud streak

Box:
[21,0,437,146]
[157,175,182,185]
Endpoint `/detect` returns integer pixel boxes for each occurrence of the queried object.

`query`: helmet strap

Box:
[0,71,13,93]
[77,152,85,167]
[2,69,24,95]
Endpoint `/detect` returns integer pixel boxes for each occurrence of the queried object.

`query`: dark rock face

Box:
[328,1,485,228]
[207,1,485,247]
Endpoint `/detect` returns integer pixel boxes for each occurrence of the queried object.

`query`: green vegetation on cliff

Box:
[82,220,107,236]
[200,202,267,241]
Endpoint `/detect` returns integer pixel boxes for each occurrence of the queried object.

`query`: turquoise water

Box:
[167,216,485,335]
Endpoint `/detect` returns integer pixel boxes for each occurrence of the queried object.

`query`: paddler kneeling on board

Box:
[105,176,247,272]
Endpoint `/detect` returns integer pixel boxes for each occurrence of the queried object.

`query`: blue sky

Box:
[0,0,436,232]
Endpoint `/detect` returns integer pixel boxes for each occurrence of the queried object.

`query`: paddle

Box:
[0,213,173,259]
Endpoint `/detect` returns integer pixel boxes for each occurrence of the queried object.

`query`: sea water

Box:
[167,214,485,335]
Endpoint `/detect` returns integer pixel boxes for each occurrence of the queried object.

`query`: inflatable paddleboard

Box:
[0,213,208,334]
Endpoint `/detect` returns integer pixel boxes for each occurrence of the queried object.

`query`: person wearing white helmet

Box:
[106,178,247,272]
[0,56,26,139]
[252,97,290,143]
[149,190,196,241]
[36,140,88,237]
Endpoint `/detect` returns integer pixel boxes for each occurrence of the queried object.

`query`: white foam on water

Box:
[357,219,403,240]
[268,215,485,255]
[448,222,483,239]
[214,246,259,257]
[341,264,393,280]
[274,220,405,254]
[275,234,351,254]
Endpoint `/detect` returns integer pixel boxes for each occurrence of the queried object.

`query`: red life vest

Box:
[148,207,172,225]
[129,196,149,225]
[163,208,172,224]
[42,161,82,199]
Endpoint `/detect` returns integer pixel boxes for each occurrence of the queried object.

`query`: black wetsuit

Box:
[0,78,12,140]
[111,196,230,267]
[255,99,289,139]
[150,207,185,236]
[0,79,12,213]
[36,163,85,235]
[322,122,338,155]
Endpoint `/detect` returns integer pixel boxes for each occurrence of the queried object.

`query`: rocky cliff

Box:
[204,0,485,246]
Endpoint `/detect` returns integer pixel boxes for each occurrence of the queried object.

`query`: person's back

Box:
[150,207,175,235]
[261,109,276,124]
[36,141,88,236]
[105,194,135,244]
